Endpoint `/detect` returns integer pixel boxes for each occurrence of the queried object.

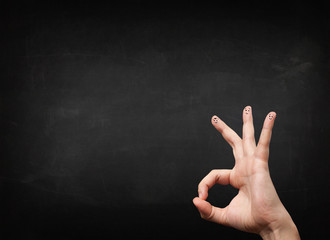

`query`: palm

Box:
[226,163,276,233]
[193,106,286,234]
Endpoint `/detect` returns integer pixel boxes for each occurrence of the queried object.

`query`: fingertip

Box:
[192,198,213,219]
[266,112,276,124]
[243,105,252,115]
[198,185,208,200]
[263,111,276,129]
[193,197,203,211]
[267,111,276,121]
[243,106,253,124]
[193,197,199,206]
[198,191,202,199]
[211,115,219,124]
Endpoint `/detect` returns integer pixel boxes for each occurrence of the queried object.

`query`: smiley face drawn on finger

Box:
[244,107,251,115]
[213,117,218,123]
[268,113,274,120]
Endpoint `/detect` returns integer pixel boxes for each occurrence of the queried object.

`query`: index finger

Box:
[211,115,242,151]
[198,169,232,200]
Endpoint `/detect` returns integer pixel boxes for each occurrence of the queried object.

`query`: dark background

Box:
[1,1,329,239]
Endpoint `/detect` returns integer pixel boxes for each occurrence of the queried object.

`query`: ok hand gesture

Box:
[193,106,300,239]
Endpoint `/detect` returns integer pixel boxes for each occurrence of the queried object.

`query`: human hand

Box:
[193,106,300,239]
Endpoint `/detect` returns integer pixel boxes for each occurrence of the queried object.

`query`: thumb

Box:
[193,197,228,225]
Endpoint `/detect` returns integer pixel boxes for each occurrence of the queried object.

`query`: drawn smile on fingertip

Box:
[244,107,251,114]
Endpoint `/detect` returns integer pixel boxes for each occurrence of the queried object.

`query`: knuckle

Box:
[233,138,242,146]
[258,141,269,148]
[203,206,215,221]
[209,169,216,174]
[209,169,218,176]
[243,135,254,141]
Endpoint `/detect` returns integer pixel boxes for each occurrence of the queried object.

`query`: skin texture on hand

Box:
[193,106,300,239]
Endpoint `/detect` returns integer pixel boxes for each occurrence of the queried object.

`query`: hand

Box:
[193,106,300,239]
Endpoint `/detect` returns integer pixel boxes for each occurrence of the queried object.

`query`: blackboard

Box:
[1,1,330,239]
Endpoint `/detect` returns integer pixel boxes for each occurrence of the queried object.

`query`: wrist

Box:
[260,214,300,240]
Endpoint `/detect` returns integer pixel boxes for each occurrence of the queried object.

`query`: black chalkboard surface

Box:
[1,1,329,239]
